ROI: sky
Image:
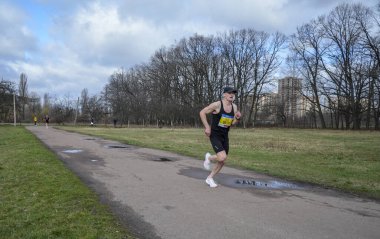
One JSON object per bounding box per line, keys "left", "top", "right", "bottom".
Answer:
{"left": 0, "top": 0, "right": 378, "bottom": 100}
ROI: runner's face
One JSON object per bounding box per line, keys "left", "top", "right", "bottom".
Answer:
{"left": 224, "top": 92, "right": 235, "bottom": 101}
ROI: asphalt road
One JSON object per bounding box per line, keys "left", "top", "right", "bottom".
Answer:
{"left": 27, "top": 126, "right": 380, "bottom": 239}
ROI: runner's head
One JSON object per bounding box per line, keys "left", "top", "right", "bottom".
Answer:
{"left": 222, "top": 87, "right": 237, "bottom": 101}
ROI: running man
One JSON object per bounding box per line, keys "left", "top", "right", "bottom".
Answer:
{"left": 199, "top": 86, "right": 241, "bottom": 188}
{"left": 45, "top": 115, "right": 49, "bottom": 128}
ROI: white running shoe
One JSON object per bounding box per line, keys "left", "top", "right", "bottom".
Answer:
{"left": 205, "top": 177, "right": 218, "bottom": 188}
{"left": 203, "top": 152, "right": 211, "bottom": 171}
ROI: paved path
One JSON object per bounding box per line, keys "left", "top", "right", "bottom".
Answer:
{"left": 27, "top": 126, "right": 380, "bottom": 239}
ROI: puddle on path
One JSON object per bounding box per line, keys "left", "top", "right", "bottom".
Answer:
{"left": 231, "top": 178, "right": 301, "bottom": 189}
{"left": 153, "top": 157, "right": 173, "bottom": 162}
{"left": 62, "top": 149, "right": 83, "bottom": 154}
{"left": 105, "top": 145, "right": 130, "bottom": 149}
{"left": 179, "top": 167, "right": 303, "bottom": 190}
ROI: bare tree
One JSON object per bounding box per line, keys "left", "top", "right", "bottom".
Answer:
{"left": 29, "top": 91, "right": 41, "bottom": 117}
{"left": 220, "top": 29, "right": 255, "bottom": 126}
{"left": 106, "top": 68, "right": 137, "bottom": 125}
{"left": 320, "top": 3, "right": 371, "bottom": 129}
{"left": 0, "top": 79, "right": 17, "bottom": 122}
{"left": 87, "top": 95, "right": 104, "bottom": 124}
{"left": 175, "top": 34, "right": 219, "bottom": 125}
{"left": 42, "top": 93, "right": 51, "bottom": 117}
{"left": 19, "top": 73, "right": 28, "bottom": 120}
{"left": 50, "top": 94, "right": 75, "bottom": 125}
{"left": 80, "top": 88, "right": 90, "bottom": 122}
{"left": 250, "top": 31, "right": 286, "bottom": 126}
{"left": 220, "top": 29, "right": 286, "bottom": 127}
{"left": 357, "top": 3, "right": 380, "bottom": 129}
{"left": 146, "top": 47, "right": 181, "bottom": 126}
{"left": 289, "top": 20, "right": 327, "bottom": 128}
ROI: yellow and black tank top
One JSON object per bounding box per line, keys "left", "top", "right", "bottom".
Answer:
{"left": 211, "top": 101, "right": 234, "bottom": 135}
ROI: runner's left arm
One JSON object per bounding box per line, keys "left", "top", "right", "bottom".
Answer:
{"left": 232, "top": 104, "right": 241, "bottom": 125}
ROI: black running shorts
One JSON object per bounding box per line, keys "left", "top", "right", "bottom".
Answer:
{"left": 209, "top": 133, "right": 229, "bottom": 154}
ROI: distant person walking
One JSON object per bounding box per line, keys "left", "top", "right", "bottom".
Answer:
{"left": 91, "top": 117, "right": 94, "bottom": 126}
{"left": 44, "top": 115, "right": 50, "bottom": 128}
{"left": 199, "top": 87, "right": 241, "bottom": 188}
{"left": 33, "top": 115, "right": 38, "bottom": 126}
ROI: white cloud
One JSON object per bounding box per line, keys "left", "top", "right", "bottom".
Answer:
{"left": 1, "top": 0, "right": 378, "bottom": 99}
{"left": 0, "top": 1, "right": 37, "bottom": 60}
{"left": 4, "top": 34, "right": 112, "bottom": 96}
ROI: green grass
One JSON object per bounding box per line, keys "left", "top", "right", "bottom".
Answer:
{"left": 59, "top": 126, "right": 380, "bottom": 199}
{"left": 0, "top": 125, "right": 133, "bottom": 239}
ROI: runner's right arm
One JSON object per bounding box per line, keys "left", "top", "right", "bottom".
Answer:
{"left": 199, "top": 102, "right": 220, "bottom": 136}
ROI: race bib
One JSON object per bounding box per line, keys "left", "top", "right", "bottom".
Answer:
{"left": 218, "top": 114, "right": 234, "bottom": 128}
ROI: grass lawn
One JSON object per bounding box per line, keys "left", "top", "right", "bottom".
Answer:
{"left": 0, "top": 125, "right": 133, "bottom": 239}
{"left": 60, "top": 126, "right": 380, "bottom": 199}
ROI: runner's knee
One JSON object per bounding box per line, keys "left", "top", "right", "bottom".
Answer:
{"left": 217, "top": 154, "right": 227, "bottom": 162}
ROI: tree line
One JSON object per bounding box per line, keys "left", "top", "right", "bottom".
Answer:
{"left": 1, "top": 3, "right": 379, "bottom": 129}
{"left": 288, "top": 3, "right": 380, "bottom": 129}
{"left": 104, "top": 29, "right": 286, "bottom": 127}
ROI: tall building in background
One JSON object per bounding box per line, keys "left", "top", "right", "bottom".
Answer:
{"left": 278, "top": 77, "right": 302, "bottom": 122}
{"left": 255, "top": 77, "right": 311, "bottom": 126}
{"left": 256, "top": 92, "right": 278, "bottom": 124}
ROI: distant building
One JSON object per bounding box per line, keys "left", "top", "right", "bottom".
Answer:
{"left": 254, "top": 77, "right": 313, "bottom": 126}
{"left": 257, "top": 93, "right": 278, "bottom": 108}
{"left": 278, "top": 77, "right": 302, "bottom": 122}
{"left": 296, "top": 95, "right": 312, "bottom": 118}
{"left": 256, "top": 92, "right": 278, "bottom": 124}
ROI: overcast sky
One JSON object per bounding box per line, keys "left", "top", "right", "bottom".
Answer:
{"left": 0, "top": 0, "right": 377, "bottom": 99}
